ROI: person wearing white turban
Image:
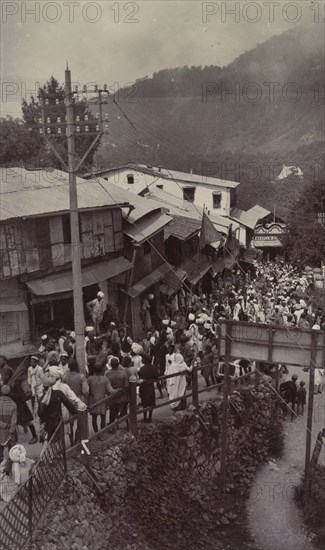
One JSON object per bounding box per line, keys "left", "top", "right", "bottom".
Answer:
{"left": 44, "top": 365, "right": 87, "bottom": 411}
{"left": 198, "top": 312, "right": 208, "bottom": 323}
{"left": 38, "top": 334, "right": 48, "bottom": 353}
{"left": 39, "top": 373, "right": 78, "bottom": 444}
{"left": 42, "top": 363, "right": 87, "bottom": 444}
{"left": 9, "top": 444, "right": 26, "bottom": 464}
{"left": 131, "top": 343, "right": 144, "bottom": 371}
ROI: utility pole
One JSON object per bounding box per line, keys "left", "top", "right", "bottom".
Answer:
{"left": 64, "top": 65, "right": 86, "bottom": 374}
{"left": 37, "top": 65, "right": 110, "bottom": 374}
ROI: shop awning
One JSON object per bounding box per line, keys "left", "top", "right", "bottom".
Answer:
{"left": 180, "top": 253, "right": 212, "bottom": 286}
{"left": 160, "top": 267, "right": 187, "bottom": 296}
{"left": 124, "top": 263, "right": 172, "bottom": 298}
{"left": 0, "top": 297, "right": 28, "bottom": 313}
{"left": 188, "top": 262, "right": 212, "bottom": 285}
{"left": 224, "top": 255, "right": 238, "bottom": 270}
{"left": 26, "top": 257, "right": 133, "bottom": 297}
{"left": 124, "top": 213, "right": 172, "bottom": 244}
{"left": 241, "top": 248, "right": 262, "bottom": 264}
{"left": 210, "top": 259, "right": 225, "bottom": 278}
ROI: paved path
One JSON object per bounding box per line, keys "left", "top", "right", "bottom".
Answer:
{"left": 247, "top": 366, "right": 325, "bottom": 550}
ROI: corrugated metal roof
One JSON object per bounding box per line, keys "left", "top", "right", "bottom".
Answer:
{"left": 160, "top": 267, "right": 187, "bottom": 296}
{"left": 121, "top": 196, "right": 163, "bottom": 222}
{"left": 164, "top": 216, "right": 201, "bottom": 240}
{"left": 124, "top": 212, "right": 172, "bottom": 243}
{"left": 85, "top": 164, "right": 240, "bottom": 189}
{"left": 26, "top": 257, "right": 132, "bottom": 296}
{"left": 247, "top": 204, "right": 271, "bottom": 221}
{"left": 156, "top": 168, "right": 240, "bottom": 189}
{"left": 230, "top": 207, "right": 259, "bottom": 230}
{"left": 0, "top": 297, "right": 28, "bottom": 313}
{"left": 0, "top": 168, "right": 130, "bottom": 221}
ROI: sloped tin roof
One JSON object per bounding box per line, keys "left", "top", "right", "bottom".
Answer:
{"left": 164, "top": 216, "right": 201, "bottom": 240}
{"left": 0, "top": 168, "right": 130, "bottom": 221}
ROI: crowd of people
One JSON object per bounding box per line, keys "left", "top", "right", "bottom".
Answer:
{"left": 0, "top": 260, "right": 324, "bottom": 469}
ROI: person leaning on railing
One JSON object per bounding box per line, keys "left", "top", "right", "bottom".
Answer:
{"left": 39, "top": 372, "right": 78, "bottom": 444}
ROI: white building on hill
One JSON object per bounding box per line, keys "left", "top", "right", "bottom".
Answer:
{"left": 85, "top": 164, "right": 240, "bottom": 217}
{"left": 277, "top": 165, "right": 303, "bottom": 181}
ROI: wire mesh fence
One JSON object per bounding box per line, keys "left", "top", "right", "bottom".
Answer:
{"left": 0, "top": 421, "right": 66, "bottom": 550}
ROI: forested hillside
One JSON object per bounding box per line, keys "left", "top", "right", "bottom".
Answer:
{"left": 91, "top": 23, "right": 324, "bottom": 219}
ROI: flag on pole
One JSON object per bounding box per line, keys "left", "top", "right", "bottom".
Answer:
{"left": 224, "top": 224, "right": 240, "bottom": 259}
{"left": 199, "top": 211, "right": 224, "bottom": 250}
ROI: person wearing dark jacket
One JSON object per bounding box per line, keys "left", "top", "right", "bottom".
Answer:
{"left": 1, "top": 367, "right": 38, "bottom": 444}
{"left": 39, "top": 376, "right": 77, "bottom": 441}
{"left": 138, "top": 357, "right": 159, "bottom": 423}
{"left": 105, "top": 357, "right": 129, "bottom": 424}
{"left": 280, "top": 374, "right": 298, "bottom": 420}
{"left": 0, "top": 385, "right": 17, "bottom": 463}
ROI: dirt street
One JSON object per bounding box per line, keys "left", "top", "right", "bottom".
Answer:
{"left": 247, "top": 366, "right": 325, "bottom": 550}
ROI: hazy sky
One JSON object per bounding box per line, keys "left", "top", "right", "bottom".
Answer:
{"left": 1, "top": 0, "right": 318, "bottom": 117}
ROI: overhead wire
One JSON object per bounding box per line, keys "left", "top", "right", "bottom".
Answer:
{"left": 34, "top": 93, "right": 323, "bottom": 428}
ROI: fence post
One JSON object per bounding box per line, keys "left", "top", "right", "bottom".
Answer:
{"left": 275, "top": 364, "right": 280, "bottom": 392}
{"left": 77, "top": 410, "right": 89, "bottom": 443}
{"left": 267, "top": 327, "right": 274, "bottom": 364}
{"left": 219, "top": 321, "right": 232, "bottom": 497}
{"left": 28, "top": 475, "right": 33, "bottom": 540}
{"left": 304, "top": 329, "right": 317, "bottom": 496}
{"left": 129, "top": 377, "right": 138, "bottom": 438}
{"left": 192, "top": 365, "right": 199, "bottom": 409}
{"left": 255, "top": 364, "right": 260, "bottom": 386}
{"left": 61, "top": 421, "right": 67, "bottom": 473}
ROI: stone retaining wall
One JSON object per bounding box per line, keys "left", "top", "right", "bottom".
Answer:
{"left": 31, "top": 380, "right": 283, "bottom": 550}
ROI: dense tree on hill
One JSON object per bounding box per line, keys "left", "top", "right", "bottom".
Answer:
{"left": 282, "top": 177, "right": 325, "bottom": 267}
{"left": 0, "top": 77, "right": 100, "bottom": 171}
{"left": 0, "top": 116, "right": 42, "bottom": 165}
{"left": 21, "top": 76, "right": 100, "bottom": 172}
